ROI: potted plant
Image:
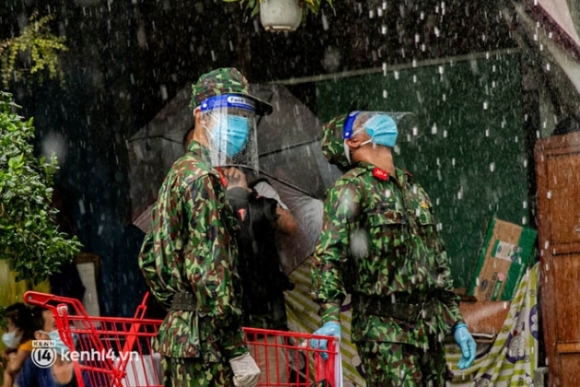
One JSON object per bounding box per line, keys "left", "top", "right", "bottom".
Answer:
{"left": 224, "top": 0, "right": 333, "bottom": 31}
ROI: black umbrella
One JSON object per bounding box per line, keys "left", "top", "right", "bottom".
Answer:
{"left": 127, "top": 84, "right": 342, "bottom": 272}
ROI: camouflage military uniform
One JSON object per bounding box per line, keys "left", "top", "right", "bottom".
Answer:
{"left": 311, "top": 160, "right": 464, "bottom": 386}
{"left": 139, "top": 141, "right": 246, "bottom": 387}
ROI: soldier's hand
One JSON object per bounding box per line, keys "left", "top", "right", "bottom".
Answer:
{"left": 223, "top": 167, "right": 251, "bottom": 192}
{"left": 229, "top": 352, "right": 260, "bottom": 387}
{"left": 453, "top": 323, "right": 477, "bottom": 369}
{"left": 310, "top": 321, "right": 341, "bottom": 361}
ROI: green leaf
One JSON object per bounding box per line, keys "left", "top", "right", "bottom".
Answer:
{"left": 0, "top": 92, "right": 82, "bottom": 284}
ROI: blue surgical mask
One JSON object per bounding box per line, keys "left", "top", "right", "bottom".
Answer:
{"left": 364, "top": 114, "right": 398, "bottom": 147}
{"left": 210, "top": 115, "right": 250, "bottom": 158}
{"left": 47, "top": 330, "right": 70, "bottom": 356}
{"left": 2, "top": 331, "right": 20, "bottom": 349}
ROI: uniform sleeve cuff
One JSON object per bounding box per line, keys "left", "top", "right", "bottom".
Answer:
{"left": 321, "top": 303, "right": 341, "bottom": 324}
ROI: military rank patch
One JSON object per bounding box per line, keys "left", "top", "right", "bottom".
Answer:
{"left": 372, "top": 167, "right": 389, "bottom": 181}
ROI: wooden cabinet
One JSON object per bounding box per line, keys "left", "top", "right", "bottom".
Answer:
{"left": 535, "top": 132, "right": 580, "bottom": 386}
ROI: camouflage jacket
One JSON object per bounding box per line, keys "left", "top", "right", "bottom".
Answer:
{"left": 311, "top": 163, "right": 465, "bottom": 348}
{"left": 138, "top": 141, "right": 246, "bottom": 361}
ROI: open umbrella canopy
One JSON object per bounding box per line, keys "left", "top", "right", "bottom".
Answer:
{"left": 127, "top": 83, "right": 342, "bottom": 271}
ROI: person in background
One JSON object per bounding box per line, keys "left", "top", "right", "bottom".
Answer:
{"left": 139, "top": 67, "right": 270, "bottom": 387}
{"left": 222, "top": 166, "right": 298, "bottom": 384}
{"left": 14, "top": 307, "right": 89, "bottom": 387}
{"left": 310, "top": 111, "right": 477, "bottom": 385}
{"left": 2, "top": 303, "right": 34, "bottom": 387}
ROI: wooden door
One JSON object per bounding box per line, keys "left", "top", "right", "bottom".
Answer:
{"left": 535, "top": 132, "right": 580, "bottom": 386}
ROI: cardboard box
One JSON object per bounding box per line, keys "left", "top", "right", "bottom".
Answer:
{"left": 468, "top": 218, "right": 537, "bottom": 301}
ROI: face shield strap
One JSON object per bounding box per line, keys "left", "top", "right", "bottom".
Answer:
{"left": 343, "top": 111, "right": 360, "bottom": 165}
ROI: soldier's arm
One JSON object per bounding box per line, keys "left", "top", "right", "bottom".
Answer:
{"left": 183, "top": 174, "right": 243, "bottom": 321}
{"left": 311, "top": 179, "right": 361, "bottom": 323}
{"left": 138, "top": 179, "right": 184, "bottom": 309}
{"left": 139, "top": 230, "right": 169, "bottom": 308}
{"left": 428, "top": 206, "right": 466, "bottom": 327}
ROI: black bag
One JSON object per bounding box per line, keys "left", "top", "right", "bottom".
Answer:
{"left": 235, "top": 192, "right": 293, "bottom": 316}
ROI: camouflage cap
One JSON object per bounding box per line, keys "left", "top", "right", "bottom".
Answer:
{"left": 191, "top": 67, "right": 273, "bottom": 116}
{"left": 321, "top": 113, "right": 350, "bottom": 169}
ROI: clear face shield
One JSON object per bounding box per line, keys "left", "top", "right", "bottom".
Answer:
{"left": 200, "top": 94, "right": 260, "bottom": 172}
{"left": 342, "top": 111, "right": 419, "bottom": 164}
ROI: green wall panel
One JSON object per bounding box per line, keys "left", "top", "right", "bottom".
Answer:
{"left": 316, "top": 55, "right": 531, "bottom": 288}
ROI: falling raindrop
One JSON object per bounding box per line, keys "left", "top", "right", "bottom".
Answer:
{"left": 452, "top": 158, "right": 456, "bottom": 166}
{"left": 443, "top": 130, "right": 448, "bottom": 138}
{"left": 490, "top": 162, "right": 495, "bottom": 172}
{"left": 394, "top": 71, "right": 400, "bottom": 80}
{"left": 431, "top": 124, "right": 437, "bottom": 134}
{"left": 485, "top": 129, "right": 490, "bottom": 137}
{"left": 483, "top": 101, "right": 488, "bottom": 110}
{"left": 547, "top": 191, "right": 552, "bottom": 199}
{"left": 322, "top": 13, "right": 329, "bottom": 30}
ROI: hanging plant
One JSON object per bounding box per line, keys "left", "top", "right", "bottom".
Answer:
{"left": 0, "top": 91, "right": 82, "bottom": 285}
{"left": 0, "top": 11, "right": 68, "bottom": 88}
{"left": 224, "top": 0, "right": 333, "bottom": 18}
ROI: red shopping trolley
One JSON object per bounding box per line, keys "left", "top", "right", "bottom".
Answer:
{"left": 24, "top": 291, "right": 339, "bottom": 387}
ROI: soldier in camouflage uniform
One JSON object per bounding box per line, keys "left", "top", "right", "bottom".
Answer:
{"left": 139, "top": 68, "right": 272, "bottom": 387}
{"left": 310, "top": 112, "right": 477, "bottom": 386}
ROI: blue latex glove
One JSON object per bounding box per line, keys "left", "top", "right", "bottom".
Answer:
{"left": 310, "top": 322, "right": 341, "bottom": 360}
{"left": 453, "top": 323, "right": 477, "bottom": 369}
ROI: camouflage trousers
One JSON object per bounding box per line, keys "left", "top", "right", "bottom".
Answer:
{"left": 162, "top": 356, "right": 235, "bottom": 387}
{"left": 356, "top": 338, "right": 450, "bottom": 387}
